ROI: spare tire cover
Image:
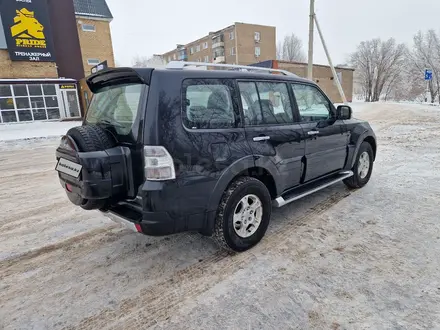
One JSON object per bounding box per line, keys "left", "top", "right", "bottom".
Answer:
{"left": 65, "top": 125, "right": 116, "bottom": 210}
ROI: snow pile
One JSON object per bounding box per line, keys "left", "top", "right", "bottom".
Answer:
{"left": 0, "top": 121, "right": 81, "bottom": 142}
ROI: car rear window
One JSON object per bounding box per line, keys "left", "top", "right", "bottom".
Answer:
{"left": 182, "top": 79, "right": 236, "bottom": 129}
{"left": 86, "top": 83, "right": 144, "bottom": 136}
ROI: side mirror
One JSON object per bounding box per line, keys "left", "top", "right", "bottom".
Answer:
{"left": 336, "top": 105, "right": 352, "bottom": 120}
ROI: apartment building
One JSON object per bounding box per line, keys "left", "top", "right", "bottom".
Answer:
{"left": 161, "top": 22, "right": 276, "bottom": 66}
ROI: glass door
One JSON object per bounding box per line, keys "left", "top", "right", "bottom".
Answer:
{"left": 61, "top": 90, "right": 81, "bottom": 118}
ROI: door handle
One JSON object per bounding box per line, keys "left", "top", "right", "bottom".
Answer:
{"left": 307, "top": 130, "right": 320, "bottom": 136}
{"left": 253, "top": 136, "right": 271, "bottom": 142}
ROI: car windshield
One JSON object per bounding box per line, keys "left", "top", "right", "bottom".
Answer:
{"left": 85, "top": 83, "right": 145, "bottom": 136}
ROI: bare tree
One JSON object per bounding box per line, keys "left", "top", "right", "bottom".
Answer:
{"left": 132, "top": 55, "right": 166, "bottom": 68}
{"left": 408, "top": 30, "right": 440, "bottom": 103}
{"left": 350, "top": 38, "right": 406, "bottom": 102}
{"left": 276, "top": 41, "right": 283, "bottom": 61}
{"left": 276, "top": 34, "right": 306, "bottom": 62}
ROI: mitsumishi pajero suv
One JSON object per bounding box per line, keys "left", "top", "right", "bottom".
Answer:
{"left": 55, "top": 61, "right": 377, "bottom": 252}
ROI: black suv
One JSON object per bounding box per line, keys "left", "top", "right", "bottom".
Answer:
{"left": 55, "top": 62, "right": 376, "bottom": 252}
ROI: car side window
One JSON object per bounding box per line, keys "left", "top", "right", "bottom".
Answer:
{"left": 291, "top": 84, "right": 332, "bottom": 122}
{"left": 238, "top": 81, "right": 293, "bottom": 126}
{"left": 183, "top": 81, "right": 236, "bottom": 129}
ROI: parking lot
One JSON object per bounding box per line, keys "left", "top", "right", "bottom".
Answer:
{"left": 1, "top": 102, "right": 440, "bottom": 329}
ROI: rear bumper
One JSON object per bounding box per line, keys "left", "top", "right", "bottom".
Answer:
{"left": 102, "top": 205, "right": 215, "bottom": 236}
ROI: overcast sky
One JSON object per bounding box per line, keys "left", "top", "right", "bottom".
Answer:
{"left": 106, "top": 0, "right": 440, "bottom": 67}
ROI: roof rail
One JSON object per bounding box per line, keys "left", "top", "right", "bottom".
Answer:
{"left": 166, "top": 61, "right": 296, "bottom": 76}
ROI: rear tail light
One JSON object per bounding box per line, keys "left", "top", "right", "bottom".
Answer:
{"left": 144, "top": 146, "right": 176, "bottom": 181}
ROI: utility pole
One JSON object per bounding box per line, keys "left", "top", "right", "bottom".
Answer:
{"left": 307, "top": 0, "right": 315, "bottom": 80}
{"left": 314, "top": 15, "right": 348, "bottom": 104}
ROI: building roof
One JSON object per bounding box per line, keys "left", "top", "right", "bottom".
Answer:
{"left": 277, "top": 60, "right": 355, "bottom": 71}
{"left": 73, "top": 0, "right": 113, "bottom": 19}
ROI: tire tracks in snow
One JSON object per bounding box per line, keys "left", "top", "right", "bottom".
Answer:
{"left": 69, "top": 191, "right": 350, "bottom": 330}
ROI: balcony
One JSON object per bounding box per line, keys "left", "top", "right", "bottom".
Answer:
{"left": 212, "top": 41, "right": 225, "bottom": 49}
{"left": 213, "top": 56, "right": 225, "bottom": 64}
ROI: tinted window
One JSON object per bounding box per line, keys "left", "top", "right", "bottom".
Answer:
{"left": 183, "top": 80, "right": 235, "bottom": 129}
{"left": 292, "top": 84, "right": 331, "bottom": 122}
{"left": 86, "top": 83, "right": 143, "bottom": 136}
{"left": 238, "top": 81, "right": 293, "bottom": 125}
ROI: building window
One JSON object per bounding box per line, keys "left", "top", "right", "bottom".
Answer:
{"left": 254, "top": 32, "right": 261, "bottom": 42}
{"left": 173, "top": 54, "right": 177, "bottom": 60}
{"left": 204, "top": 55, "right": 209, "bottom": 62}
{"left": 255, "top": 47, "right": 261, "bottom": 57}
{"left": 229, "top": 31, "right": 235, "bottom": 40}
{"left": 168, "top": 56, "right": 171, "bottom": 62}
{"left": 203, "top": 42, "right": 208, "bottom": 49}
{"left": 81, "top": 24, "right": 96, "bottom": 32}
{"left": 0, "top": 83, "right": 61, "bottom": 123}
{"left": 196, "top": 45, "right": 201, "bottom": 52}
{"left": 190, "top": 47, "right": 194, "bottom": 55}
{"left": 230, "top": 47, "right": 236, "bottom": 56}
{"left": 87, "top": 58, "right": 100, "bottom": 66}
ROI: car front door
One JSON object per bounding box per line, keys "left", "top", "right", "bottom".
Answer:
{"left": 291, "top": 83, "right": 348, "bottom": 182}
{"left": 238, "top": 80, "right": 305, "bottom": 192}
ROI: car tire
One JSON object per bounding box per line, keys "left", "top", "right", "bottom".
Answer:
{"left": 344, "top": 141, "right": 374, "bottom": 189}
{"left": 65, "top": 125, "right": 116, "bottom": 210}
{"left": 213, "top": 176, "right": 272, "bottom": 252}
{"left": 66, "top": 125, "right": 115, "bottom": 152}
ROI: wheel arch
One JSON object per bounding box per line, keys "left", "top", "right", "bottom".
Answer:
{"left": 203, "top": 157, "right": 281, "bottom": 235}
{"left": 363, "top": 135, "right": 377, "bottom": 161}
{"left": 349, "top": 130, "right": 377, "bottom": 169}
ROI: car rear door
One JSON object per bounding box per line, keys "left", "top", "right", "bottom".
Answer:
{"left": 291, "top": 83, "right": 348, "bottom": 182}
{"left": 238, "top": 80, "right": 305, "bottom": 193}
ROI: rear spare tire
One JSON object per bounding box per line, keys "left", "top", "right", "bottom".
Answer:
{"left": 65, "top": 125, "right": 116, "bottom": 210}
{"left": 66, "top": 125, "right": 115, "bottom": 152}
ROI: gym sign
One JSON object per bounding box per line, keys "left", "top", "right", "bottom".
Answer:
{"left": 0, "top": 0, "right": 55, "bottom": 62}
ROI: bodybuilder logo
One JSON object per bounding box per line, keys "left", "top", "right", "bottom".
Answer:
{"left": 10, "top": 8, "right": 47, "bottom": 48}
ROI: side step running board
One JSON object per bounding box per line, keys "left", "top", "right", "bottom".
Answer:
{"left": 273, "top": 171, "right": 353, "bottom": 208}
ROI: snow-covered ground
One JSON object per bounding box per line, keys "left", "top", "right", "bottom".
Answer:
{"left": 0, "top": 121, "right": 81, "bottom": 142}
{"left": 1, "top": 103, "right": 440, "bottom": 329}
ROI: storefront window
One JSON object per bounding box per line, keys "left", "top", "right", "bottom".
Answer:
{"left": 28, "top": 84, "right": 43, "bottom": 96}
{"left": 47, "top": 108, "right": 60, "bottom": 119}
{"left": 15, "top": 97, "right": 30, "bottom": 109}
{"left": 17, "top": 110, "right": 33, "bottom": 121}
{"left": 45, "top": 96, "right": 58, "bottom": 108}
{"left": 13, "top": 85, "right": 27, "bottom": 97}
{"left": 0, "top": 83, "right": 66, "bottom": 123}
{"left": 1, "top": 111, "right": 17, "bottom": 123}
{"left": 30, "top": 97, "right": 45, "bottom": 109}
{"left": 0, "top": 98, "right": 15, "bottom": 110}
{"left": 43, "top": 85, "right": 56, "bottom": 95}
{"left": 33, "top": 109, "right": 47, "bottom": 120}
{"left": 0, "top": 85, "right": 12, "bottom": 97}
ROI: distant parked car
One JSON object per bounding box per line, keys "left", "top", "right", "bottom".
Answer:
{"left": 55, "top": 61, "right": 377, "bottom": 252}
